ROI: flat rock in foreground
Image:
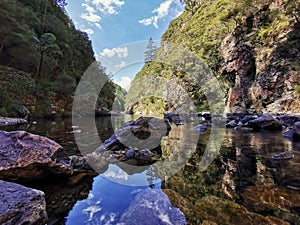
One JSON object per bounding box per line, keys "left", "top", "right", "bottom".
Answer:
{"left": 0, "top": 180, "right": 47, "bottom": 225}
{"left": 0, "top": 130, "right": 73, "bottom": 180}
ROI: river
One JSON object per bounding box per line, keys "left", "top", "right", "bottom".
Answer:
{"left": 4, "top": 115, "right": 300, "bottom": 224}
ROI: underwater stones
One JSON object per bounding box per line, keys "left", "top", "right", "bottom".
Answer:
{"left": 242, "top": 186, "right": 300, "bottom": 212}
{"left": 0, "top": 116, "right": 28, "bottom": 127}
{"left": 272, "top": 151, "right": 295, "bottom": 160}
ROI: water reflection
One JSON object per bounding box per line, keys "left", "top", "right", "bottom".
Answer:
{"left": 2, "top": 116, "right": 300, "bottom": 224}
{"left": 66, "top": 167, "right": 162, "bottom": 225}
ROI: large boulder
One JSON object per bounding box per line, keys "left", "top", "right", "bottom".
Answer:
{"left": 87, "top": 117, "right": 171, "bottom": 168}
{"left": 247, "top": 114, "right": 282, "bottom": 131}
{"left": 119, "top": 189, "right": 186, "bottom": 225}
{"left": 0, "top": 131, "right": 73, "bottom": 180}
{"left": 0, "top": 180, "right": 47, "bottom": 225}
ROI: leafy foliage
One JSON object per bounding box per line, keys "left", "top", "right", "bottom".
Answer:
{"left": 0, "top": 0, "right": 120, "bottom": 116}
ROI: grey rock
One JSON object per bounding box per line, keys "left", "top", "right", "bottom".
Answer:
{"left": 120, "top": 189, "right": 186, "bottom": 225}
{"left": 192, "top": 123, "right": 206, "bottom": 132}
{"left": 125, "top": 149, "right": 135, "bottom": 159}
{"left": 0, "top": 180, "right": 47, "bottom": 225}
{"left": 226, "top": 120, "right": 238, "bottom": 128}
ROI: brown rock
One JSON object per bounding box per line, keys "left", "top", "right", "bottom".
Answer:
{"left": 0, "top": 180, "right": 47, "bottom": 225}
{"left": 68, "top": 173, "right": 88, "bottom": 186}
{"left": 201, "top": 220, "right": 218, "bottom": 225}
{"left": 0, "top": 131, "right": 73, "bottom": 180}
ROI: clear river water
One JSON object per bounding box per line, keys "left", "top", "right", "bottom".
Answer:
{"left": 4, "top": 115, "right": 300, "bottom": 225}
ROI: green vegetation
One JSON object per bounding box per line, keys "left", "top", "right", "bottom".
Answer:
{"left": 0, "top": 0, "right": 120, "bottom": 117}
{"left": 294, "top": 85, "right": 300, "bottom": 95}
{"left": 125, "top": 0, "right": 300, "bottom": 114}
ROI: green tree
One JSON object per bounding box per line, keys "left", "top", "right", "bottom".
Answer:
{"left": 34, "top": 33, "right": 62, "bottom": 79}
{"left": 144, "top": 37, "right": 156, "bottom": 63}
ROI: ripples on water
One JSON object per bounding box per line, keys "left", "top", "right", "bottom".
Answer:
{"left": 4, "top": 115, "right": 300, "bottom": 224}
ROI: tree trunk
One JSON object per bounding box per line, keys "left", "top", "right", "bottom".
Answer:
{"left": 37, "top": 51, "right": 44, "bottom": 79}
{"left": 0, "top": 43, "right": 5, "bottom": 56}
{"left": 42, "top": 0, "right": 48, "bottom": 33}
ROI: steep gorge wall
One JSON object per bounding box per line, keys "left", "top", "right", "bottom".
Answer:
{"left": 126, "top": 0, "right": 300, "bottom": 114}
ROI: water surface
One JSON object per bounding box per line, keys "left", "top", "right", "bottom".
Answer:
{"left": 3, "top": 116, "right": 300, "bottom": 224}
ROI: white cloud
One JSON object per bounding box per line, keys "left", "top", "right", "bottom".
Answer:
{"left": 95, "top": 23, "right": 102, "bottom": 29}
{"left": 80, "top": 0, "right": 124, "bottom": 28}
{"left": 138, "top": 18, "right": 154, "bottom": 26}
{"left": 115, "top": 61, "right": 126, "bottom": 69}
{"left": 139, "top": 0, "right": 184, "bottom": 28}
{"left": 114, "top": 76, "right": 132, "bottom": 91}
{"left": 82, "top": 28, "right": 95, "bottom": 35}
{"left": 105, "top": 170, "right": 128, "bottom": 180}
{"left": 82, "top": 3, "right": 96, "bottom": 14}
{"left": 101, "top": 47, "right": 128, "bottom": 58}
{"left": 81, "top": 13, "right": 101, "bottom": 23}
{"left": 138, "top": 0, "right": 173, "bottom": 28}
{"left": 90, "top": 0, "right": 125, "bottom": 15}
{"left": 80, "top": 3, "right": 102, "bottom": 23}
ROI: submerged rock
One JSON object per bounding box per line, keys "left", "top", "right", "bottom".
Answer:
{"left": 242, "top": 186, "right": 300, "bottom": 212}
{"left": 272, "top": 151, "right": 295, "bottom": 160}
{"left": 164, "top": 189, "right": 287, "bottom": 225}
{"left": 0, "top": 116, "right": 28, "bottom": 127}
{"left": 119, "top": 189, "right": 186, "bottom": 225}
{"left": 0, "top": 130, "right": 73, "bottom": 180}
{"left": 0, "top": 180, "right": 47, "bottom": 225}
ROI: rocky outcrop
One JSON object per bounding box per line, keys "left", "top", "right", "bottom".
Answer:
{"left": 221, "top": 22, "right": 256, "bottom": 113}
{"left": 0, "top": 180, "right": 47, "bottom": 225}
{"left": 0, "top": 130, "right": 73, "bottom": 180}
{"left": 86, "top": 117, "right": 171, "bottom": 169}
{"left": 119, "top": 189, "right": 186, "bottom": 225}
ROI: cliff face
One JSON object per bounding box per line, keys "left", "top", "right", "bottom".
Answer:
{"left": 220, "top": 1, "right": 300, "bottom": 114}
{"left": 126, "top": 0, "right": 300, "bottom": 114}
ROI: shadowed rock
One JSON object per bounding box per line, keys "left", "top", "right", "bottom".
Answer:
{"left": 0, "top": 131, "right": 73, "bottom": 180}
{"left": 0, "top": 180, "right": 47, "bottom": 225}
{"left": 248, "top": 114, "right": 282, "bottom": 131}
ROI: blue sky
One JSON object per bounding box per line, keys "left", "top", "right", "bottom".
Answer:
{"left": 65, "top": 0, "right": 184, "bottom": 90}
